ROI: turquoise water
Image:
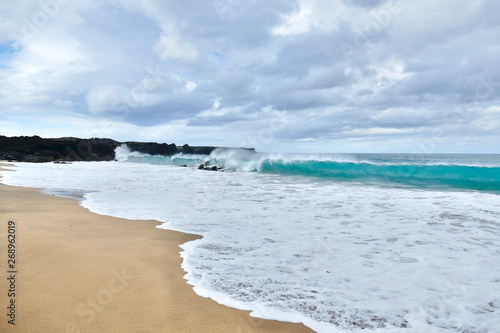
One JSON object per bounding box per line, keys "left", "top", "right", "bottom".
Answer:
{"left": 260, "top": 158, "right": 500, "bottom": 192}
{"left": 116, "top": 146, "right": 500, "bottom": 193}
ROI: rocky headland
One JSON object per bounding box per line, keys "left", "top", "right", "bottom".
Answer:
{"left": 0, "top": 135, "right": 241, "bottom": 162}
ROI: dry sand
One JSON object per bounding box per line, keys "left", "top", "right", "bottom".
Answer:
{"left": 0, "top": 164, "right": 313, "bottom": 333}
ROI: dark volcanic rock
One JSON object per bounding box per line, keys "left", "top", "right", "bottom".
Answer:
{"left": 189, "top": 146, "right": 220, "bottom": 155}
{"left": 197, "top": 164, "right": 222, "bottom": 171}
{"left": 0, "top": 135, "right": 251, "bottom": 163}
{"left": 181, "top": 143, "right": 194, "bottom": 154}
{"left": 0, "top": 136, "right": 119, "bottom": 162}
{"left": 124, "top": 141, "right": 178, "bottom": 156}
{"left": 123, "top": 142, "right": 222, "bottom": 156}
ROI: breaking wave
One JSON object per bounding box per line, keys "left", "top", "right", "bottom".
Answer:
{"left": 115, "top": 145, "right": 500, "bottom": 192}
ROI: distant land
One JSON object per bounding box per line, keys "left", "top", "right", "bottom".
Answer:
{"left": 0, "top": 135, "right": 250, "bottom": 162}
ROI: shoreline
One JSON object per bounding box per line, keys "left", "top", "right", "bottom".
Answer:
{"left": 0, "top": 164, "right": 313, "bottom": 332}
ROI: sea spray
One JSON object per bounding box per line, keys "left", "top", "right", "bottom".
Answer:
{"left": 115, "top": 145, "right": 500, "bottom": 192}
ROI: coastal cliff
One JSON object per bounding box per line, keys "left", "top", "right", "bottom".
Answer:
{"left": 0, "top": 135, "right": 232, "bottom": 162}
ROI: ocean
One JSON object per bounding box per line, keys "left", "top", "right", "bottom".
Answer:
{"left": 2, "top": 146, "right": 500, "bottom": 332}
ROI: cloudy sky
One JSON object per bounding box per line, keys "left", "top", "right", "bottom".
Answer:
{"left": 0, "top": 0, "right": 499, "bottom": 153}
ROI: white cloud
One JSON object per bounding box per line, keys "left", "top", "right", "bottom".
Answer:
{"left": 273, "top": 0, "right": 346, "bottom": 35}
{"left": 54, "top": 99, "right": 76, "bottom": 108}
{"left": 154, "top": 24, "right": 199, "bottom": 61}
{"left": 343, "top": 127, "right": 411, "bottom": 136}
{"left": 370, "top": 58, "right": 413, "bottom": 89}
{"left": 86, "top": 86, "right": 127, "bottom": 114}
{"left": 171, "top": 74, "right": 198, "bottom": 92}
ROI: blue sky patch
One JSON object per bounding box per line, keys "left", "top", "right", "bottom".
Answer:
{"left": 0, "top": 42, "right": 19, "bottom": 68}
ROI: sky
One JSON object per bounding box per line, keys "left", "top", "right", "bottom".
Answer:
{"left": 0, "top": 0, "right": 499, "bottom": 153}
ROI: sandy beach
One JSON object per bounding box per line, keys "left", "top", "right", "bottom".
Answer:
{"left": 0, "top": 164, "right": 312, "bottom": 333}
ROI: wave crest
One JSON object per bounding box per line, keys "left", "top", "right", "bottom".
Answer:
{"left": 114, "top": 145, "right": 500, "bottom": 192}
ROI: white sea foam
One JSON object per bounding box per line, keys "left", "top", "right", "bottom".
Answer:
{"left": 2, "top": 161, "right": 500, "bottom": 332}
{"left": 114, "top": 144, "right": 146, "bottom": 161}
